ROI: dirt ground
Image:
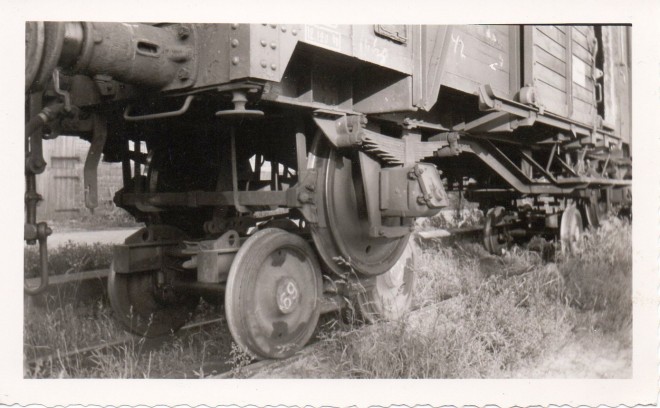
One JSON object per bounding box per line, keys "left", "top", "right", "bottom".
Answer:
{"left": 510, "top": 329, "right": 632, "bottom": 378}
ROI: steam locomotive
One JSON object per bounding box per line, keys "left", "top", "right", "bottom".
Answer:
{"left": 25, "top": 23, "right": 632, "bottom": 359}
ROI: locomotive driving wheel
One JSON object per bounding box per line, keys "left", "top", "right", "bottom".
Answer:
{"left": 224, "top": 228, "right": 322, "bottom": 360}
{"left": 356, "top": 236, "right": 417, "bottom": 323}
{"left": 483, "top": 206, "right": 511, "bottom": 255}
{"left": 308, "top": 134, "right": 409, "bottom": 276}
{"left": 560, "top": 203, "right": 584, "bottom": 255}
{"left": 108, "top": 226, "right": 198, "bottom": 337}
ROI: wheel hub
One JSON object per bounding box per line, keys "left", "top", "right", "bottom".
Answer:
{"left": 275, "top": 277, "right": 300, "bottom": 314}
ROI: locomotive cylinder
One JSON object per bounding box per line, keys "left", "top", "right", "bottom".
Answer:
{"left": 26, "top": 22, "right": 193, "bottom": 91}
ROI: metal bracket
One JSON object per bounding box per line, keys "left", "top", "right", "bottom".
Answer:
{"left": 230, "top": 127, "right": 249, "bottom": 213}
{"left": 84, "top": 114, "right": 108, "bottom": 209}
{"left": 124, "top": 95, "right": 194, "bottom": 122}
{"left": 313, "top": 110, "right": 365, "bottom": 148}
{"left": 24, "top": 171, "right": 52, "bottom": 295}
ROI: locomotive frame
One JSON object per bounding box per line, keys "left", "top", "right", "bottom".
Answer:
{"left": 24, "top": 22, "right": 632, "bottom": 360}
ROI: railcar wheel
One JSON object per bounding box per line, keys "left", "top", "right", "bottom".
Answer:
{"left": 356, "top": 236, "right": 417, "bottom": 323}
{"left": 108, "top": 227, "right": 198, "bottom": 337}
{"left": 108, "top": 266, "right": 198, "bottom": 337}
{"left": 224, "top": 228, "right": 322, "bottom": 360}
{"left": 483, "top": 206, "right": 510, "bottom": 255}
{"left": 308, "top": 134, "right": 409, "bottom": 276}
{"left": 560, "top": 203, "right": 584, "bottom": 255}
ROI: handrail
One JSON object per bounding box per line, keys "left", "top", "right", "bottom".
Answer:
{"left": 123, "top": 95, "right": 194, "bottom": 122}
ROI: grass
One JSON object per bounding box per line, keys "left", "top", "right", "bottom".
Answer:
{"left": 23, "top": 211, "right": 632, "bottom": 378}
{"left": 24, "top": 241, "right": 114, "bottom": 278}
{"left": 313, "top": 217, "right": 632, "bottom": 378}
{"left": 24, "top": 297, "right": 234, "bottom": 378}
{"left": 23, "top": 237, "right": 237, "bottom": 378}
{"left": 49, "top": 206, "right": 141, "bottom": 232}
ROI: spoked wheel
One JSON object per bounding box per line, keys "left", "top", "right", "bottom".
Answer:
{"left": 308, "top": 133, "right": 409, "bottom": 276}
{"left": 356, "top": 236, "right": 417, "bottom": 323}
{"left": 560, "top": 203, "right": 584, "bottom": 255}
{"left": 483, "top": 206, "right": 511, "bottom": 255}
{"left": 108, "top": 226, "right": 199, "bottom": 337}
{"left": 225, "top": 228, "right": 322, "bottom": 360}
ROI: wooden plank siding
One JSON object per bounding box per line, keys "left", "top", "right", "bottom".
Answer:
{"left": 36, "top": 137, "right": 124, "bottom": 220}
{"left": 532, "top": 26, "right": 568, "bottom": 117}
{"left": 523, "top": 25, "right": 598, "bottom": 127}
{"left": 442, "top": 25, "right": 512, "bottom": 97}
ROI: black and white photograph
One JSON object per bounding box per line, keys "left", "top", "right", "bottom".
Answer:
{"left": 3, "top": 0, "right": 659, "bottom": 407}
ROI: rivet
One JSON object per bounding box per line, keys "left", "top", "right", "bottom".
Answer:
{"left": 231, "top": 56, "right": 240, "bottom": 65}
{"left": 231, "top": 23, "right": 239, "bottom": 30}
{"left": 292, "top": 29, "right": 298, "bottom": 36}
{"left": 271, "top": 64, "right": 277, "bottom": 70}
{"left": 231, "top": 38, "right": 239, "bottom": 48}
{"left": 281, "top": 26, "right": 287, "bottom": 33}
{"left": 270, "top": 42, "right": 277, "bottom": 49}
{"left": 177, "top": 68, "right": 190, "bottom": 81}
{"left": 270, "top": 24, "right": 277, "bottom": 29}
{"left": 260, "top": 39, "right": 267, "bottom": 47}
{"left": 260, "top": 60, "right": 267, "bottom": 68}
{"left": 177, "top": 26, "right": 190, "bottom": 40}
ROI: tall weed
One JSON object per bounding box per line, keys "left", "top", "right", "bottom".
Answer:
{"left": 321, "top": 217, "right": 630, "bottom": 378}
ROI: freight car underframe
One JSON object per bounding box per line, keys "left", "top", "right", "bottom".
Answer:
{"left": 24, "top": 21, "right": 632, "bottom": 359}
{"left": 25, "top": 81, "right": 631, "bottom": 359}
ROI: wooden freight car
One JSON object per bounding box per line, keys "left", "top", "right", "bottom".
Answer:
{"left": 25, "top": 23, "right": 632, "bottom": 359}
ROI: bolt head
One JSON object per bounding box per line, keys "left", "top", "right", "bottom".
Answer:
{"left": 231, "top": 56, "right": 240, "bottom": 65}
{"left": 260, "top": 60, "right": 267, "bottom": 68}
{"left": 177, "top": 68, "right": 190, "bottom": 80}
{"left": 270, "top": 64, "right": 277, "bottom": 71}
{"left": 231, "top": 38, "right": 239, "bottom": 48}
{"left": 270, "top": 42, "right": 277, "bottom": 49}
{"left": 260, "top": 39, "right": 267, "bottom": 47}
{"left": 177, "top": 25, "right": 191, "bottom": 39}
{"left": 231, "top": 23, "right": 239, "bottom": 30}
